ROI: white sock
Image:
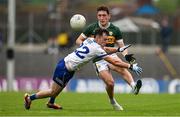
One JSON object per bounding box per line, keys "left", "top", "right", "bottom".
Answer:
{"left": 130, "top": 82, "right": 136, "bottom": 89}
{"left": 110, "top": 98, "right": 117, "bottom": 104}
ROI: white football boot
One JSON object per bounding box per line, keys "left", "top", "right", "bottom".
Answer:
{"left": 111, "top": 102, "right": 124, "bottom": 111}
{"left": 110, "top": 98, "right": 124, "bottom": 111}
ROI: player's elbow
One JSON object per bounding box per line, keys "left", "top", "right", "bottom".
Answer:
{"left": 76, "top": 35, "right": 84, "bottom": 45}
{"left": 75, "top": 39, "right": 79, "bottom": 45}
{"left": 75, "top": 38, "right": 81, "bottom": 45}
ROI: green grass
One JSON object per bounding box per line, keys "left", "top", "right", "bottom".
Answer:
{"left": 0, "top": 92, "right": 180, "bottom": 116}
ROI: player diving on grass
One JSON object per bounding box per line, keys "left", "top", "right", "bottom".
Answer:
{"left": 24, "top": 28, "right": 142, "bottom": 110}
{"left": 75, "top": 5, "right": 142, "bottom": 110}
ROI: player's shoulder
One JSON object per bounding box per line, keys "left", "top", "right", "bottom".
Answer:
{"left": 110, "top": 23, "right": 120, "bottom": 30}
{"left": 86, "top": 38, "right": 101, "bottom": 47}
{"left": 83, "top": 22, "right": 98, "bottom": 34}
{"left": 85, "top": 37, "right": 95, "bottom": 44}
{"left": 86, "top": 22, "right": 98, "bottom": 28}
{"left": 109, "top": 23, "right": 122, "bottom": 35}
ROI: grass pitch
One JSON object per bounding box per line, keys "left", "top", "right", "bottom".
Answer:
{"left": 0, "top": 92, "right": 180, "bottom": 116}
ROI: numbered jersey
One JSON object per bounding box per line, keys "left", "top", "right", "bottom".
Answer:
{"left": 64, "top": 38, "right": 107, "bottom": 71}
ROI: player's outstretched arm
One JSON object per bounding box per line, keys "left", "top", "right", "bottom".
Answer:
{"left": 104, "top": 56, "right": 142, "bottom": 75}
{"left": 104, "top": 55, "right": 130, "bottom": 68}
{"left": 116, "top": 39, "right": 128, "bottom": 56}
{"left": 103, "top": 44, "right": 131, "bottom": 54}
{"left": 116, "top": 39, "right": 136, "bottom": 64}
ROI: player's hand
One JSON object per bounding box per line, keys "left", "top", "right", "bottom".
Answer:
{"left": 129, "top": 63, "right": 142, "bottom": 76}
{"left": 125, "top": 54, "right": 136, "bottom": 64}
{"left": 117, "top": 44, "right": 131, "bottom": 52}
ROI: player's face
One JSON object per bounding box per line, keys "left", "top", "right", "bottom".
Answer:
{"left": 99, "top": 35, "right": 108, "bottom": 47}
{"left": 97, "top": 11, "right": 110, "bottom": 27}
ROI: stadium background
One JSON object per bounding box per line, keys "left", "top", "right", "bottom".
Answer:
{"left": 0, "top": 0, "right": 180, "bottom": 94}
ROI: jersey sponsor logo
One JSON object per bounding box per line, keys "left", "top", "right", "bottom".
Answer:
{"left": 107, "top": 36, "right": 115, "bottom": 44}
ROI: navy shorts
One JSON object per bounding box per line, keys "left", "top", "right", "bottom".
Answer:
{"left": 53, "top": 59, "right": 75, "bottom": 87}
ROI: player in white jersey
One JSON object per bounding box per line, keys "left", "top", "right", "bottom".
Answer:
{"left": 24, "top": 28, "right": 142, "bottom": 110}
{"left": 64, "top": 38, "right": 105, "bottom": 71}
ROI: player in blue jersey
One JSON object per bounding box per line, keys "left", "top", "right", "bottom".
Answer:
{"left": 24, "top": 28, "right": 142, "bottom": 110}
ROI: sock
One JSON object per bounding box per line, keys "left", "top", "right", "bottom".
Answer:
{"left": 130, "top": 82, "right": 136, "bottom": 89}
{"left": 110, "top": 98, "right": 117, "bottom": 105}
{"left": 49, "top": 97, "right": 55, "bottom": 104}
{"left": 30, "top": 94, "right": 37, "bottom": 101}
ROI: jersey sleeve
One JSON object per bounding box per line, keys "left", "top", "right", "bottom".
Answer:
{"left": 115, "top": 26, "right": 123, "bottom": 40}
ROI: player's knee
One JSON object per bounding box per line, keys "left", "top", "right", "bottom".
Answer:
{"left": 49, "top": 89, "right": 58, "bottom": 97}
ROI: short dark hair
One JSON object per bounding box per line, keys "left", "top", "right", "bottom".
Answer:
{"left": 94, "top": 28, "right": 109, "bottom": 38}
{"left": 97, "top": 5, "right": 109, "bottom": 14}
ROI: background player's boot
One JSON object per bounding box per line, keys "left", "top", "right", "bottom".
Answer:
{"left": 133, "top": 79, "right": 142, "bottom": 95}
{"left": 47, "top": 102, "right": 63, "bottom": 109}
{"left": 111, "top": 103, "right": 124, "bottom": 111}
{"left": 24, "top": 93, "right": 31, "bottom": 110}
{"left": 110, "top": 98, "right": 123, "bottom": 111}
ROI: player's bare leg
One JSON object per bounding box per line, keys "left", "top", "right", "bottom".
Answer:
{"left": 99, "top": 70, "right": 114, "bottom": 99}
{"left": 108, "top": 56, "right": 136, "bottom": 86}
{"left": 99, "top": 70, "right": 123, "bottom": 111}
{"left": 109, "top": 63, "right": 142, "bottom": 95}
{"left": 46, "top": 82, "right": 63, "bottom": 109}
{"left": 107, "top": 55, "right": 142, "bottom": 94}
{"left": 24, "top": 81, "right": 63, "bottom": 110}
{"left": 109, "top": 64, "right": 135, "bottom": 87}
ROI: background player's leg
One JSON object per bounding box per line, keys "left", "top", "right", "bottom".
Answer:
{"left": 108, "top": 56, "right": 136, "bottom": 89}
{"left": 109, "top": 64, "right": 135, "bottom": 88}
{"left": 99, "top": 70, "right": 114, "bottom": 99}
{"left": 109, "top": 64, "right": 142, "bottom": 95}
{"left": 99, "top": 70, "right": 123, "bottom": 110}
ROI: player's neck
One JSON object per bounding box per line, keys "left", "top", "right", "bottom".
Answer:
{"left": 98, "top": 21, "right": 110, "bottom": 29}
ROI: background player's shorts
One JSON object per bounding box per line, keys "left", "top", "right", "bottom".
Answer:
{"left": 53, "top": 59, "right": 75, "bottom": 87}
{"left": 94, "top": 53, "right": 119, "bottom": 74}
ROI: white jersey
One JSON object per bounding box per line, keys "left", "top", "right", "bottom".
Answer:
{"left": 64, "top": 38, "right": 107, "bottom": 71}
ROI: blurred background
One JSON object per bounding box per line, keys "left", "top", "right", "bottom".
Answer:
{"left": 0, "top": 0, "right": 180, "bottom": 93}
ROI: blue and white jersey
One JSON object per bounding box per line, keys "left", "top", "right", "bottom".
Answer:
{"left": 64, "top": 38, "right": 107, "bottom": 71}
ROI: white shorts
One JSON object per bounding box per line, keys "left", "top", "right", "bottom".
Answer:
{"left": 94, "top": 53, "right": 119, "bottom": 74}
